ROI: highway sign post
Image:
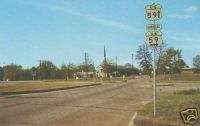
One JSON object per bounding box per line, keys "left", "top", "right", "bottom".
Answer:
{"left": 145, "top": 3, "right": 163, "bottom": 117}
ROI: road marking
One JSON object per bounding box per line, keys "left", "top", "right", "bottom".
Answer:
{"left": 128, "top": 112, "right": 138, "bottom": 126}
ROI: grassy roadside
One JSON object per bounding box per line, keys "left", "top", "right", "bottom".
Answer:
{"left": 157, "top": 73, "right": 200, "bottom": 82}
{"left": 0, "top": 81, "right": 93, "bottom": 92}
{"left": 0, "top": 77, "right": 126, "bottom": 95}
{"left": 139, "top": 89, "right": 200, "bottom": 125}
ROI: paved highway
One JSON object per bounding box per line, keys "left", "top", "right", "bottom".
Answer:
{"left": 0, "top": 79, "right": 152, "bottom": 126}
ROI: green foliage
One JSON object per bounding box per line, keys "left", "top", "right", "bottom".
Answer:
{"left": 61, "top": 63, "right": 78, "bottom": 79}
{"left": 193, "top": 55, "right": 200, "bottom": 73}
{"left": 0, "top": 67, "right": 3, "bottom": 81}
{"left": 0, "top": 45, "right": 189, "bottom": 81}
{"left": 101, "top": 58, "right": 111, "bottom": 77}
{"left": 136, "top": 43, "right": 187, "bottom": 75}
{"left": 78, "top": 63, "right": 95, "bottom": 72}
{"left": 1, "top": 60, "right": 96, "bottom": 81}
{"left": 157, "top": 47, "right": 187, "bottom": 74}
{"left": 143, "top": 89, "right": 200, "bottom": 119}
{"left": 109, "top": 63, "right": 139, "bottom": 76}
{"left": 37, "top": 60, "right": 57, "bottom": 80}
{"left": 136, "top": 43, "right": 153, "bottom": 75}
{"left": 99, "top": 58, "right": 139, "bottom": 77}
{"left": 3, "top": 64, "right": 23, "bottom": 81}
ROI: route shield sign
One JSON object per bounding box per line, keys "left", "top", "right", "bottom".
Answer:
{"left": 145, "top": 31, "right": 163, "bottom": 46}
{"left": 145, "top": 3, "right": 162, "bottom": 21}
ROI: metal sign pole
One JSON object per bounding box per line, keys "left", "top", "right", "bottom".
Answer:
{"left": 145, "top": 3, "right": 162, "bottom": 117}
{"left": 153, "top": 47, "right": 156, "bottom": 116}
{"left": 153, "top": 19, "right": 156, "bottom": 117}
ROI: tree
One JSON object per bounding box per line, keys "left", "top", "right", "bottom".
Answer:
{"left": 157, "top": 47, "right": 187, "bottom": 74}
{"left": 0, "top": 67, "right": 3, "bottom": 81}
{"left": 3, "top": 63, "right": 23, "bottom": 81}
{"left": 156, "top": 43, "right": 167, "bottom": 74}
{"left": 37, "top": 60, "right": 57, "bottom": 80}
{"left": 31, "top": 67, "right": 37, "bottom": 80}
{"left": 79, "top": 53, "right": 95, "bottom": 73}
{"left": 108, "top": 63, "right": 139, "bottom": 76}
{"left": 100, "top": 59, "right": 110, "bottom": 77}
{"left": 193, "top": 55, "right": 200, "bottom": 73}
{"left": 136, "top": 43, "right": 153, "bottom": 75}
{"left": 21, "top": 69, "right": 32, "bottom": 80}
{"left": 78, "top": 63, "right": 95, "bottom": 73}
{"left": 117, "top": 63, "right": 139, "bottom": 76}
{"left": 61, "top": 63, "right": 78, "bottom": 79}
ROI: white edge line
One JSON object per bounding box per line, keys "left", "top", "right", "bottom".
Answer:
{"left": 128, "top": 112, "right": 138, "bottom": 126}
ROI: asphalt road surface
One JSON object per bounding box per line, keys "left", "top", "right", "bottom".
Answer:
{"left": 0, "top": 79, "right": 152, "bottom": 126}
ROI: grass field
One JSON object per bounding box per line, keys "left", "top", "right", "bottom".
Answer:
{"left": 0, "top": 77, "right": 127, "bottom": 95}
{"left": 142, "top": 89, "right": 200, "bottom": 117}
{"left": 135, "top": 73, "right": 200, "bottom": 125}
{"left": 139, "top": 88, "right": 200, "bottom": 125}
{"left": 157, "top": 73, "right": 200, "bottom": 82}
{"left": 0, "top": 81, "right": 98, "bottom": 93}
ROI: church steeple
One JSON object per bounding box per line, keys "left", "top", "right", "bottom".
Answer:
{"left": 104, "top": 46, "right": 106, "bottom": 60}
{"left": 101, "top": 45, "right": 109, "bottom": 77}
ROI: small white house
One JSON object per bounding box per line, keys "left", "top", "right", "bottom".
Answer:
{"left": 76, "top": 71, "right": 95, "bottom": 78}
{"left": 96, "top": 66, "right": 107, "bottom": 78}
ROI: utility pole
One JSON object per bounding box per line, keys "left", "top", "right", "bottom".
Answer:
{"left": 131, "top": 53, "right": 134, "bottom": 69}
{"left": 84, "top": 53, "right": 87, "bottom": 68}
{"left": 92, "top": 61, "right": 96, "bottom": 82}
{"left": 115, "top": 56, "right": 118, "bottom": 77}
{"left": 84, "top": 52, "right": 89, "bottom": 78}
{"left": 67, "top": 61, "right": 70, "bottom": 80}
{"left": 104, "top": 46, "right": 107, "bottom": 62}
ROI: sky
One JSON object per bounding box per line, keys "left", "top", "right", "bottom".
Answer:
{"left": 0, "top": 0, "right": 200, "bottom": 68}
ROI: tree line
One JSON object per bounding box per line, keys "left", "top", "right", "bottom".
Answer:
{"left": 0, "top": 60, "right": 139, "bottom": 81}
{"left": 1, "top": 43, "right": 200, "bottom": 81}
{"left": 135, "top": 43, "right": 200, "bottom": 75}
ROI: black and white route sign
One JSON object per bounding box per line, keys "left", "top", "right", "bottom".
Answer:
{"left": 146, "top": 31, "right": 162, "bottom": 46}
{"left": 145, "top": 3, "right": 162, "bottom": 21}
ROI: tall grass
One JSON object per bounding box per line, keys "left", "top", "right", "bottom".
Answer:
{"left": 174, "top": 88, "right": 200, "bottom": 95}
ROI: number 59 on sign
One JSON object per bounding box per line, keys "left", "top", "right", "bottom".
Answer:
{"left": 146, "top": 31, "right": 162, "bottom": 46}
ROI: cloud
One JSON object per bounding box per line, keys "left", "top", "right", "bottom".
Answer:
{"left": 15, "top": 1, "right": 141, "bottom": 33}
{"left": 184, "top": 6, "right": 198, "bottom": 13}
{"left": 168, "top": 13, "right": 192, "bottom": 19}
{"left": 168, "top": 5, "right": 198, "bottom": 19}
{"left": 78, "top": 13, "right": 141, "bottom": 33}
{"left": 168, "top": 33, "right": 200, "bottom": 50}
{"left": 47, "top": 5, "right": 142, "bottom": 34}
